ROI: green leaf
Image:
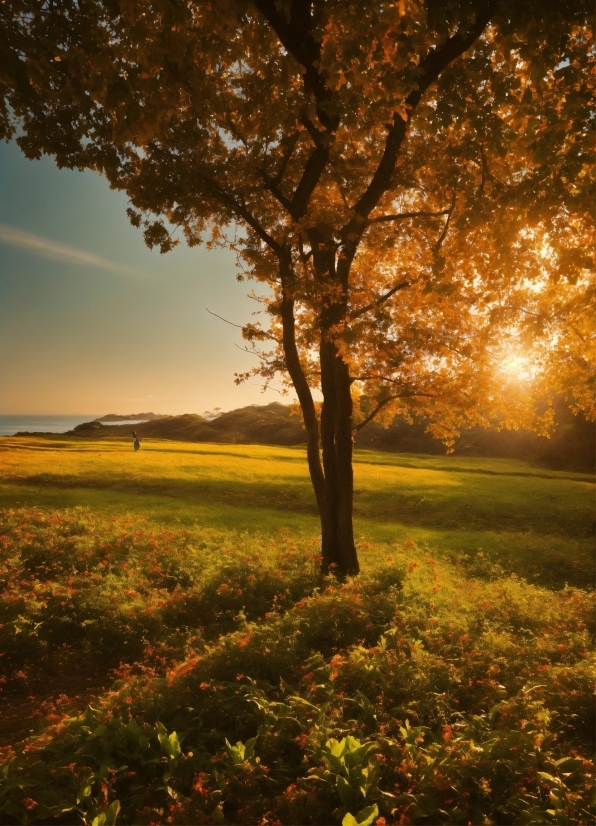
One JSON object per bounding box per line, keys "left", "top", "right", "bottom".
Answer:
{"left": 158, "top": 729, "right": 181, "bottom": 760}
{"left": 77, "top": 781, "right": 93, "bottom": 802}
{"left": 243, "top": 736, "right": 257, "bottom": 762}
{"left": 342, "top": 804, "right": 379, "bottom": 826}
{"left": 336, "top": 775, "right": 361, "bottom": 809}
{"left": 225, "top": 738, "right": 246, "bottom": 765}
{"left": 104, "top": 800, "right": 121, "bottom": 826}
{"left": 537, "top": 772, "right": 562, "bottom": 786}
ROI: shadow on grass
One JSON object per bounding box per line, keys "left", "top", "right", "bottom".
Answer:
{"left": 1, "top": 481, "right": 593, "bottom": 591}
{"left": 12, "top": 467, "right": 594, "bottom": 541}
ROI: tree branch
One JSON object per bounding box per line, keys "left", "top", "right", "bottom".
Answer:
{"left": 300, "top": 113, "right": 326, "bottom": 148}
{"left": 252, "top": 1, "right": 337, "bottom": 218}
{"left": 207, "top": 308, "right": 281, "bottom": 344}
{"left": 367, "top": 209, "right": 450, "bottom": 226}
{"left": 353, "top": 395, "right": 403, "bottom": 433}
{"left": 234, "top": 342, "right": 262, "bottom": 356}
{"left": 433, "top": 190, "right": 457, "bottom": 254}
{"left": 252, "top": 382, "right": 284, "bottom": 395}
{"left": 259, "top": 132, "right": 301, "bottom": 213}
{"left": 199, "top": 174, "right": 282, "bottom": 254}
{"left": 270, "top": 132, "right": 300, "bottom": 187}
{"left": 290, "top": 142, "right": 330, "bottom": 218}
{"left": 277, "top": 246, "right": 327, "bottom": 516}
{"left": 353, "top": 375, "right": 438, "bottom": 393}
{"left": 206, "top": 307, "right": 243, "bottom": 329}
{"left": 499, "top": 304, "right": 586, "bottom": 343}
{"left": 353, "top": 389, "right": 438, "bottom": 433}
{"left": 260, "top": 172, "right": 296, "bottom": 214}
{"left": 252, "top": 0, "right": 337, "bottom": 130}
{"left": 348, "top": 1, "right": 494, "bottom": 227}
{"left": 349, "top": 278, "right": 416, "bottom": 321}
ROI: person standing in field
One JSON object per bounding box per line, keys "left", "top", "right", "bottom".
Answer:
{"left": 132, "top": 431, "right": 140, "bottom": 451}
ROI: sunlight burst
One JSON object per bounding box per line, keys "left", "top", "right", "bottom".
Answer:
{"left": 499, "top": 354, "right": 535, "bottom": 382}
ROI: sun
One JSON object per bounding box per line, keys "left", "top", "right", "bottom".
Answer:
{"left": 502, "top": 356, "right": 526, "bottom": 376}
{"left": 499, "top": 354, "right": 534, "bottom": 382}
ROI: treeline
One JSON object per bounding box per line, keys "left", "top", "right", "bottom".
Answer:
{"left": 65, "top": 399, "right": 594, "bottom": 473}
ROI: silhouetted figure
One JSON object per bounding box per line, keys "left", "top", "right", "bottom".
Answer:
{"left": 132, "top": 431, "right": 140, "bottom": 451}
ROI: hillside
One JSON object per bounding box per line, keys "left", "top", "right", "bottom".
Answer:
{"left": 71, "top": 405, "right": 305, "bottom": 446}
{"left": 95, "top": 412, "right": 162, "bottom": 422}
{"left": 65, "top": 400, "right": 595, "bottom": 473}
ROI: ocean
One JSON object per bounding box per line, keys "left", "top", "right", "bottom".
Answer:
{"left": 0, "top": 415, "right": 100, "bottom": 436}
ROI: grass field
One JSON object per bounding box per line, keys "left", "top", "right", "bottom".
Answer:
{"left": 0, "top": 436, "right": 593, "bottom": 825}
{"left": 0, "top": 436, "right": 593, "bottom": 588}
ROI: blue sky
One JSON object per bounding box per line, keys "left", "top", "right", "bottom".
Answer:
{"left": 0, "top": 139, "right": 283, "bottom": 415}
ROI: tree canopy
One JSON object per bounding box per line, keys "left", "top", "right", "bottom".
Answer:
{"left": 1, "top": 0, "right": 593, "bottom": 574}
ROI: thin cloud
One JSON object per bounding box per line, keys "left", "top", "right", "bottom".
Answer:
{"left": 0, "top": 223, "right": 145, "bottom": 277}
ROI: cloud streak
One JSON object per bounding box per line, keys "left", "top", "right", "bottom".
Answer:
{"left": 0, "top": 223, "right": 144, "bottom": 277}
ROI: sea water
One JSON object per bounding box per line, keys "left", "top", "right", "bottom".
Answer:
{"left": 0, "top": 415, "right": 100, "bottom": 436}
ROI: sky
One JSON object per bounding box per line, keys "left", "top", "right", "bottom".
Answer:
{"left": 0, "top": 139, "right": 285, "bottom": 416}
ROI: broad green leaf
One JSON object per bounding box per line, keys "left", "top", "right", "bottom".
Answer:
{"left": 342, "top": 804, "right": 379, "bottom": 826}
{"left": 336, "top": 775, "right": 360, "bottom": 809}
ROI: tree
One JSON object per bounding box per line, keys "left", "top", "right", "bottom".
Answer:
{"left": 1, "top": 0, "right": 592, "bottom": 576}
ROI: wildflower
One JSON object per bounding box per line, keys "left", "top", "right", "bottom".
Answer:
{"left": 23, "top": 798, "right": 38, "bottom": 810}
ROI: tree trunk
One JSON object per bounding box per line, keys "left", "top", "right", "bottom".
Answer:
{"left": 319, "top": 337, "right": 359, "bottom": 577}
{"left": 279, "top": 247, "right": 359, "bottom": 578}
{"left": 308, "top": 236, "right": 361, "bottom": 576}
{"left": 278, "top": 251, "right": 334, "bottom": 565}
{"left": 333, "top": 351, "right": 359, "bottom": 575}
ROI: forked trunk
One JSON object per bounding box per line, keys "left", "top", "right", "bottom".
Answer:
{"left": 279, "top": 248, "right": 359, "bottom": 579}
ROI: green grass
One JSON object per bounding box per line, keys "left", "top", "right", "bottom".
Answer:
{"left": 0, "top": 437, "right": 594, "bottom": 825}
{"left": 1, "top": 436, "right": 593, "bottom": 588}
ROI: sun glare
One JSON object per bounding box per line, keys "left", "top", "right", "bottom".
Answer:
{"left": 499, "top": 354, "right": 534, "bottom": 381}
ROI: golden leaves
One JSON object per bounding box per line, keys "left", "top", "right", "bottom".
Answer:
{"left": 2, "top": 0, "right": 592, "bottom": 430}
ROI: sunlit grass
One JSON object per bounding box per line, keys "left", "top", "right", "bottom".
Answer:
{"left": 0, "top": 436, "right": 593, "bottom": 588}
{"left": 0, "top": 439, "right": 593, "bottom": 824}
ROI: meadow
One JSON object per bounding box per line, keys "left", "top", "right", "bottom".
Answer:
{"left": 0, "top": 437, "right": 593, "bottom": 825}
{"left": 0, "top": 437, "right": 592, "bottom": 589}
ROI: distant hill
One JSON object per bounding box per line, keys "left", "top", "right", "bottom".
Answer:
{"left": 95, "top": 412, "right": 161, "bottom": 422}
{"left": 70, "top": 405, "right": 305, "bottom": 446}
{"left": 66, "top": 400, "right": 594, "bottom": 474}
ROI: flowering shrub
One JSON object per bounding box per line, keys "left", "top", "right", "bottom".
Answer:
{"left": 0, "top": 508, "right": 323, "bottom": 692}
{"left": 0, "top": 507, "right": 593, "bottom": 824}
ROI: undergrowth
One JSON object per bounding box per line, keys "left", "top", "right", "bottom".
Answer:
{"left": 0, "top": 507, "right": 593, "bottom": 826}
